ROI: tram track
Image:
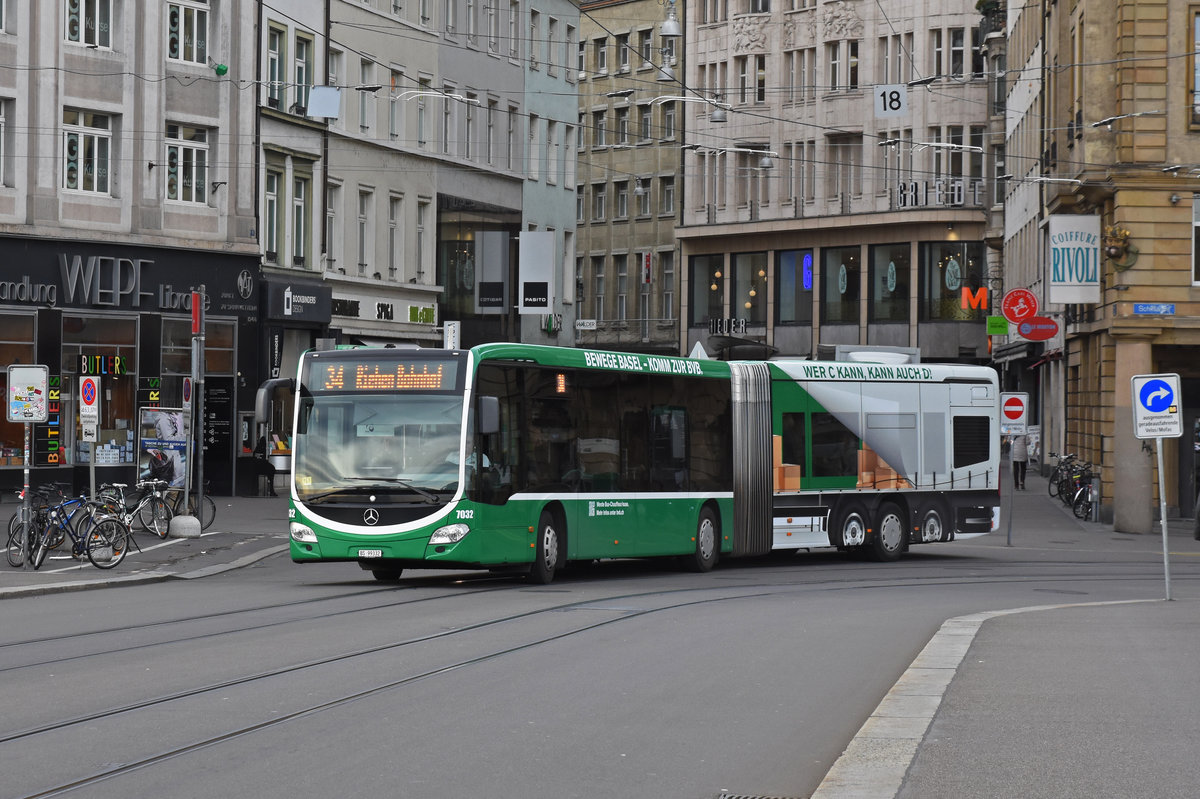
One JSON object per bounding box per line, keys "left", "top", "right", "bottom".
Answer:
{"left": 3, "top": 555, "right": 1197, "bottom": 798}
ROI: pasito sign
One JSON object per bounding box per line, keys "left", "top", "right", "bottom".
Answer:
{"left": 1000, "top": 392, "right": 1029, "bottom": 435}
{"left": 1017, "top": 316, "right": 1059, "bottom": 342}
{"left": 1002, "top": 289, "right": 1038, "bottom": 323}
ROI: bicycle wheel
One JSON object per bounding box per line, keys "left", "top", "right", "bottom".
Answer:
{"left": 138, "top": 497, "right": 173, "bottom": 538}
{"left": 1072, "top": 489, "right": 1093, "bottom": 519}
{"left": 1048, "top": 470, "right": 1061, "bottom": 498}
{"left": 31, "top": 524, "right": 52, "bottom": 570}
{"left": 6, "top": 522, "right": 32, "bottom": 567}
{"left": 86, "top": 518, "right": 129, "bottom": 569}
{"left": 179, "top": 494, "right": 217, "bottom": 531}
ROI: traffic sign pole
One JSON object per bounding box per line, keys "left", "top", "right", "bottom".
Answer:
{"left": 1131, "top": 373, "right": 1183, "bottom": 601}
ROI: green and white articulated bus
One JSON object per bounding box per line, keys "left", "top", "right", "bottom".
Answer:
{"left": 288, "top": 343, "right": 1000, "bottom": 583}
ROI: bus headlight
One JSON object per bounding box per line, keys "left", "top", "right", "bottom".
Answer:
{"left": 429, "top": 523, "right": 470, "bottom": 545}
{"left": 290, "top": 522, "right": 318, "bottom": 543}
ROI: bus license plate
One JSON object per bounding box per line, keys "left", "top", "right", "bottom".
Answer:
{"left": 358, "top": 549, "right": 383, "bottom": 558}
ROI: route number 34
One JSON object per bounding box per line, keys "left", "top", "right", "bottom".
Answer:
{"left": 874, "top": 85, "right": 909, "bottom": 118}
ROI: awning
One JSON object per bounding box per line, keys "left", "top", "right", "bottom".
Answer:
{"left": 991, "top": 341, "right": 1033, "bottom": 364}
{"left": 1027, "top": 348, "right": 1062, "bottom": 369}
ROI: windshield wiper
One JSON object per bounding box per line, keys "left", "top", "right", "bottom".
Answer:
{"left": 347, "top": 476, "right": 441, "bottom": 504}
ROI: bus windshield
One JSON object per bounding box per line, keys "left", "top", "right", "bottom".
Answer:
{"left": 293, "top": 392, "right": 465, "bottom": 504}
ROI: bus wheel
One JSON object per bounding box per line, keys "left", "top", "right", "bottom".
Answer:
{"left": 919, "top": 503, "right": 948, "bottom": 543}
{"left": 869, "top": 502, "right": 906, "bottom": 562}
{"left": 684, "top": 507, "right": 720, "bottom": 572}
{"left": 835, "top": 504, "right": 868, "bottom": 548}
{"left": 529, "top": 509, "right": 562, "bottom": 585}
{"left": 371, "top": 568, "right": 403, "bottom": 582}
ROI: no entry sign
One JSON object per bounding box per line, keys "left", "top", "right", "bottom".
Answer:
{"left": 1000, "top": 392, "right": 1028, "bottom": 434}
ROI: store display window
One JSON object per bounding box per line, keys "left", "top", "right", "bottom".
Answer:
{"left": 0, "top": 314, "right": 36, "bottom": 467}
{"left": 62, "top": 314, "right": 138, "bottom": 465}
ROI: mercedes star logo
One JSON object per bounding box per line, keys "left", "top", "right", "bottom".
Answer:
{"left": 363, "top": 508, "right": 380, "bottom": 525}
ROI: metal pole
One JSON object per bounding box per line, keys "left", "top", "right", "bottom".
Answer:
{"left": 1156, "top": 437, "right": 1172, "bottom": 601}
{"left": 196, "top": 284, "right": 207, "bottom": 521}
{"left": 20, "top": 422, "right": 30, "bottom": 570}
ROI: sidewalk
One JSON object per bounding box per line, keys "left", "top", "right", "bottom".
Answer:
{"left": 1, "top": 494, "right": 290, "bottom": 599}
{"left": 814, "top": 463, "right": 1200, "bottom": 799}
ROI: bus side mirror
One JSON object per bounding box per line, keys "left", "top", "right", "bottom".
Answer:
{"left": 478, "top": 396, "right": 500, "bottom": 436}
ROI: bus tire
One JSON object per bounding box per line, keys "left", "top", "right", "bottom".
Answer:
{"left": 868, "top": 502, "right": 906, "bottom": 562}
{"left": 833, "top": 503, "right": 868, "bottom": 548}
{"left": 371, "top": 568, "right": 403, "bottom": 582}
{"left": 684, "top": 507, "right": 720, "bottom": 573}
{"left": 529, "top": 509, "right": 562, "bottom": 584}
{"left": 919, "top": 502, "right": 949, "bottom": 543}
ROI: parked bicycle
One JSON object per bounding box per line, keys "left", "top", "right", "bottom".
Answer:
{"left": 6, "top": 484, "right": 69, "bottom": 568}
{"left": 163, "top": 483, "right": 216, "bottom": 531}
{"left": 29, "top": 493, "right": 130, "bottom": 570}
{"left": 1046, "top": 453, "right": 1078, "bottom": 499}
{"left": 1070, "top": 464, "right": 1096, "bottom": 519}
{"left": 95, "top": 480, "right": 173, "bottom": 538}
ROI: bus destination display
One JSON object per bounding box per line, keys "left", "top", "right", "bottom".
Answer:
{"left": 316, "top": 359, "right": 459, "bottom": 392}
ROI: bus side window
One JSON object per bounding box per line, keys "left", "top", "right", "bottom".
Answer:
{"left": 810, "top": 410, "right": 858, "bottom": 477}
{"left": 780, "top": 412, "right": 806, "bottom": 474}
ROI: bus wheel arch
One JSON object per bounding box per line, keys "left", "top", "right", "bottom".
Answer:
{"left": 683, "top": 504, "right": 720, "bottom": 572}
{"left": 918, "top": 500, "right": 951, "bottom": 543}
{"left": 868, "top": 500, "right": 907, "bottom": 562}
{"left": 832, "top": 501, "right": 869, "bottom": 548}
{"left": 529, "top": 505, "right": 566, "bottom": 584}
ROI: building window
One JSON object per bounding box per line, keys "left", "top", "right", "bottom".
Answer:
{"left": 359, "top": 61, "right": 374, "bottom": 132}
{"left": 689, "top": 254, "right": 724, "bottom": 327}
{"left": 167, "top": 1, "right": 208, "bottom": 64}
{"left": 638, "top": 105, "right": 652, "bottom": 140}
{"left": 265, "top": 170, "right": 280, "bottom": 260}
{"left": 636, "top": 176, "right": 650, "bottom": 216}
{"left": 659, "top": 176, "right": 675, "bottom": 214}
{"left": 949, "top": 27, "right": 965, "bottom": 78}
{"left": 821, "top": 245, "right": 860, "bottom": 324}
{"left": 62, "top": 109, "right": 111, "bottom": 194}
{"left": 267, "top": 27, "right": 285, "bottom": 109}
{"left": 592, "top": 110, "right": 606, "bottom": 147}
{"left": 732, "top": 252, "right": 767, "bottom": 324}
{"left": 616, "top": 107, "right": 629, "bottom": 144}
{"left": 869, "top": 243, "right": 910, "bottom": 322}
{"left": 785, "top": 48, "right": 815, "bottom": 102}
{"left": 594, "top": 38, "right": 607, "bottom": 73}
{"left": 545, "top": 120, "right": 556, "bottom": 184}
{"left": 388, "top": 195, "right": 402, "bottom": 279}
{"left": 1192, "top": 196, "right": 1200, "bottom": 283}
{"left": 662, "top": 104, "right": 676, "bottom": 138}
{"left": 325, "top": 182, "right": 341, "bottom": 271}
{"left": 615, "top": 253, "right": 628, "bottom": 320}
{"left": 508, "top": 0, "right": 520, "bottom": 56}
{"left": 615, "top": 180, "right": 628, "bottom": 218}
{"left": 919, "top": 241, "right": 985, "bottom": 321}
{"left": 165, "top": 124, "right": 207, "bottom": 204}
{"left": 294, "top": 36, "right": 312, "bottom": 113}
{"left": 616, "top": 33, "right": 630, "bottom": 71}
{"left": 293, "top": 176, "right": 310, "bottom": 266}
{"left": 357, "top": 189, "right": 373, "bottom": 274}
{"left": 66, "top": 0, "right": 111, "bottom": 48}
{"left": 465, "top": 93, "right": 477, "bottom": 160}
{"left": 660, "top": 251, "right": 674, "bottom": 319}
{"left": 417, "top": 78, "right": 431, "bottom": 148}
{"left": 592, "top": 255, "right": 605, "bottom": 319}
{"left": 389, "top": 71, "right": 403, "bottom": 139}
{"left": 776, "top": 249, "right": 813, "bottom": 325}
{"left": 576, "top": 185, "right": 584, "bottom": 222}
{"left": 592, "top": 182, "right": 606, "bottom": 220}
{"left": 416, "top": 198, "right": 430, "bottom": 280}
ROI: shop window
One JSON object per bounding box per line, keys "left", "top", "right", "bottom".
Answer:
{"left": 869, "top": 243, "right": 910, "bottom": 322}
{"left": 62, "top": 314, "right": 137, "bottom": 466}
{"left": 776, "top": 249, "right": 813, "bottom": 325}
{"left": 919, "top": 241, "right": 985, "bottom": 321}
{"left": 689, "top": 254, "right": 724, "bottom": 327}
{"left": 820, "top": 245, "right": 860, "bottom": 324}
{"left": 732, "top": 252, "right": 767, "bottom": 325}
{"left": 0, "top": 314, "right": 35, "bottom": 468}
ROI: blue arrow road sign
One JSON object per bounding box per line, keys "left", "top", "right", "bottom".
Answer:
{"left": 1139, "top": 379, "right": 1174, "bottom": 413}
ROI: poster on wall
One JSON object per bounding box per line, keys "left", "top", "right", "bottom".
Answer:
{"left": 1047, "top": 215, "right": 1100, "bottom": 304}
{"left": 138, "top": 407, "right": 187, "bottom": 488}
{"left": 518, "top": 231, "right": 555, "bottom": 314}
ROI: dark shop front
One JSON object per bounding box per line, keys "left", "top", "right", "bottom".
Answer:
{"left": 0, "top": 237, "right": 263, "bottom": 496}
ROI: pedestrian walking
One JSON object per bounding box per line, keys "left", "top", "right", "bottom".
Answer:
{"left": 1011, "top": 432, "right": 1028, "bottom": 489}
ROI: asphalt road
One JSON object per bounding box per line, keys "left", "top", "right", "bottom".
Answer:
{"left": 1, "top": 530, "right": 1196, "bottom": 799}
